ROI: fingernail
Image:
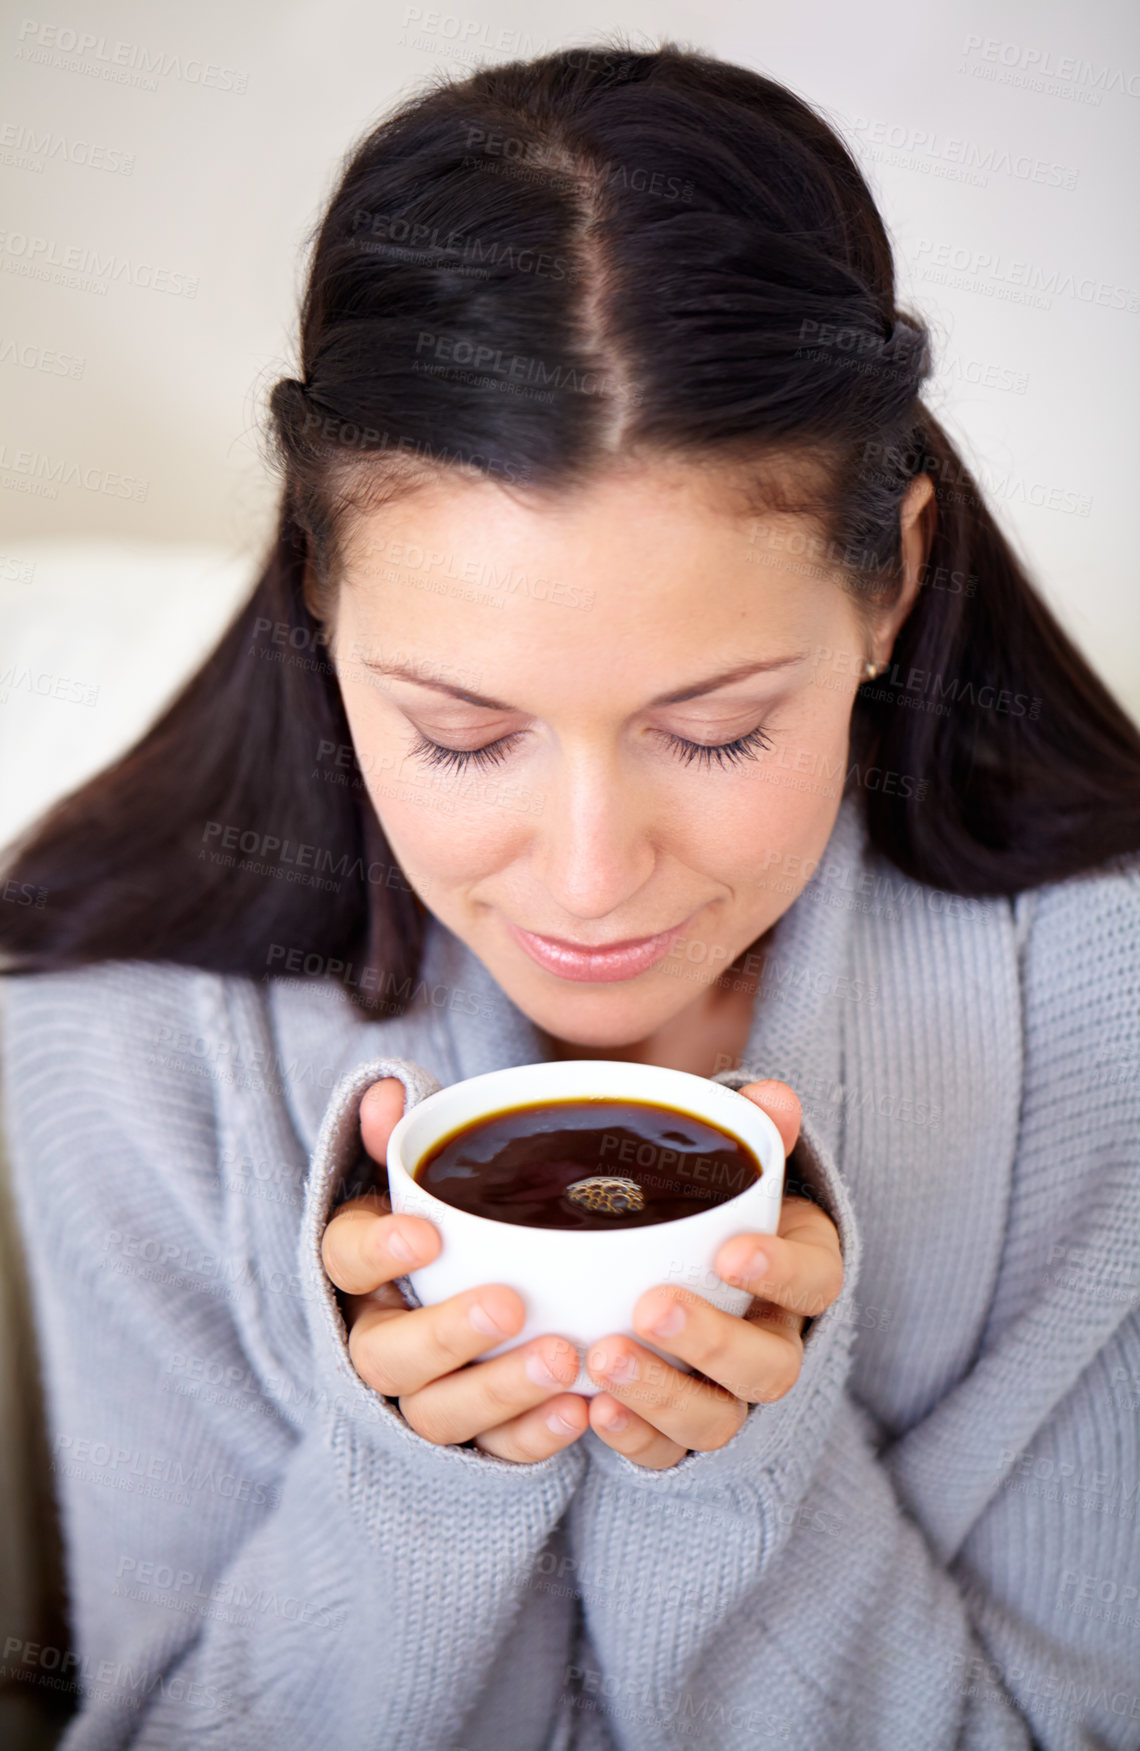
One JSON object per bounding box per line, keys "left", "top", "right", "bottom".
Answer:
{"left": 546, "top": 1409, "right": 578, "bottom": 1435}
{"left": 468, "top": 1301, "right": 508, "bottom": 1336}
{"left": 588, "top": 1347, "right": 638, "bottom": 1383}
{"left": 525, "top": 1351, "right": 562, "bottom": 1389}
{"left": 387, "top": 1229, "right": 415, "bottom": 1262}
{"left": 600, "top": 1406, "right": 629, "bottom": 1432}
{"left": 726, "top": 1246, "right": 768, "bottom": 1283}
{"left": 648, "top": 1302, "right": 686, "bottom": 1338}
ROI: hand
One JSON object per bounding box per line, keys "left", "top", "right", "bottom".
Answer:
{"left": 584, "top": 1080, "right": 843, "bottom": 1471}
{"left": 320, "top": 1078, "right": 590, "bottom": 1464}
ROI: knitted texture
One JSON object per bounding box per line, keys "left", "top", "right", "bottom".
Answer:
{"left": 2, "top": 793, "right": 1138, "bottom": 1750}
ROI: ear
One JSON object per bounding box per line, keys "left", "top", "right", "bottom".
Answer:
{"left": 900, "top": 472, "right": 936, "bottom": 592}
{"left": 869, "top": 474, "right": 936, "bottom": 663}
{"left": 301, "top": 558, "right": 323, "bottom": 620}
{"left": 302, "top": 558, "right": 340, "bottom": 658}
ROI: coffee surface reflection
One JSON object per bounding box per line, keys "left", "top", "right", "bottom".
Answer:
{"left": 413, "top": 1097, "right": 762, "bottom": 1230}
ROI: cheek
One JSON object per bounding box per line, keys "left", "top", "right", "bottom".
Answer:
{"left": 702, "top": 700, "right": 852, "bottom": 884}
{"left": 362, "top": 776, "right": 525, "bottom": 888}
{"left": 703, "top": 780, "right": 835, "bottom": 882}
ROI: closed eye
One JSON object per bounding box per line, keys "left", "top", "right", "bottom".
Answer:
{"left": 407, "top": 730, "right": 521, "bottom": 773}
{"left": 406, "top": 724, "right": 774, "bottom": 773}
{"left": 654, "top": 725, "right": 774, "bottom": 768}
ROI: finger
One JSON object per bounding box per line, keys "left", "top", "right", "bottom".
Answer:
{"left": 585, "top": 1329, "right": 754, "bottom": 1452}
{"left": 359, "top": 1076, "right": 407, "bottom": 1166}
{"left": 398, "top": 1332, "right": 584, "bottom": 1448}
{"left": 587, "top": 1392, "right": 689, "bottom": 1471}
{"left": 346, "top": 1281, "right": 530, "bottom": 1399}
{"left": 737, "top": 1079, "right": 801, "bottom": 1156}
{"left": 341, "top": 1280, "right": 414, "bottom": 1322}
{"left": 714, "top": 1199, "right": 844, "bottom": 1321}
{"left": 320, "top": 1194, "right": 441, "bottom": 1297}
{"left": 742, "top": 1299, "right": 812, "bottom": 1345}
{"left": 473, "top": 1392, "right": 591, "bottom": 1463}
{"left": 616, "top": 1280, "right": 807, "bottom": 1409}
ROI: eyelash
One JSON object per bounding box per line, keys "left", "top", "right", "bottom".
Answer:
{"left": 406, "top": 724, "right": 774, "bottom": 774}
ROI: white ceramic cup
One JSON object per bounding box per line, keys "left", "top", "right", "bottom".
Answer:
{"left": 385, "top": 1058, "right": 785, "bottom": 1397}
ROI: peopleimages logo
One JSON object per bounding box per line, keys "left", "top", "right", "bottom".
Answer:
{"left": 14, "top": 20, "right": 249, "bottom": 94}
{"left": 0, "top": 230, "right": 198, "bottom": 296}
{"left": 960, "top": 34, "right": 1140, "bottom": 98}
{"left": 0, "top": 120, "right": 135, "bottom": 174}
{"left": 913, "top": 240, "right": 1138, "bottom": 313}
{"left": 0, "top": 442, "right": 147, "bottom": 498}
{"left": 843, "top": 115, "right": 1078, "bottom": 189}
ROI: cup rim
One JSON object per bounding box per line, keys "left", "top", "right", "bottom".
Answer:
{"left": 385, "top": 1059, "right": 784, "bottom": 1241}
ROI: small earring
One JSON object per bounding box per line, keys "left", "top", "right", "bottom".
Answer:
{"left": 863, "top": 659, "right": 882, "bottom": 680}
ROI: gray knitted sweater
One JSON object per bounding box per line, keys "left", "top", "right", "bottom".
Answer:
{"left": 2, "top": 793, "right": 1139, "bottom": 1750}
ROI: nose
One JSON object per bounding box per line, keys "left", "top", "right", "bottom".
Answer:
{"left": 529, "top": 746, "right": 658, "bottom": 923}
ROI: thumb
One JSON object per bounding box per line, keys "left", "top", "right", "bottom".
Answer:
{"left": 359, "top": 1077, "right": 408, "bottom": 1166}
{"left": 737, "top": 1078, "right": 801, "bottom": 1157}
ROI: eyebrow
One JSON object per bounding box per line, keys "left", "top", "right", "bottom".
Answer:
{"left": 359, "top": 653, "right": 810, "bottom": 711}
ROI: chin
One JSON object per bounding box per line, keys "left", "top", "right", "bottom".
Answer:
{"left": 509, "top": 969, "right": 686, "bottom": 1048}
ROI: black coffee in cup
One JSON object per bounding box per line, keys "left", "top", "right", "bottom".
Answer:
{"left": 413, "top": 1097, "right": 762, "bottom": 1230}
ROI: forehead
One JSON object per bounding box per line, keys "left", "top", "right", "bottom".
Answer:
{"left": 338, "top": 448, "right": 836, "bottom": 575}
{"left": 334, "top": 464, "right": 858, "bottom": 713}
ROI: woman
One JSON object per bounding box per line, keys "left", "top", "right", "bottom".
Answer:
{"left": 2, "top": 42, "right": 1139, "bottom": 1751}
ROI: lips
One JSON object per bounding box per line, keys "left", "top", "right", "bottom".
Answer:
{"left": 505, "top": 916, "right": 692, "bottom": 983}
{"left": 535, "top": 926, "right": 668, "bottom": 953}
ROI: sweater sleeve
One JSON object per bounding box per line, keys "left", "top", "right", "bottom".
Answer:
{"left": 559, "top": 861, "right": 1140, "bottom": 1750}
{"left": 0, "top": 962, "right": 586, "bottom": 1751}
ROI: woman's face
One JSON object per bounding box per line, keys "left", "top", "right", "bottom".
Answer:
{"left": 330, "top": 459, "right": 923, "bottom": 1048}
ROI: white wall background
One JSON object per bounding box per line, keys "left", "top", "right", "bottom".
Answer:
{"left": 1, "top": 0, "right": 1138, "bottom": 848}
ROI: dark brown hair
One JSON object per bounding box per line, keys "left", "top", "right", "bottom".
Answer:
{"left": 3, "top": 42, "right": 1138, "bottom": 1015}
